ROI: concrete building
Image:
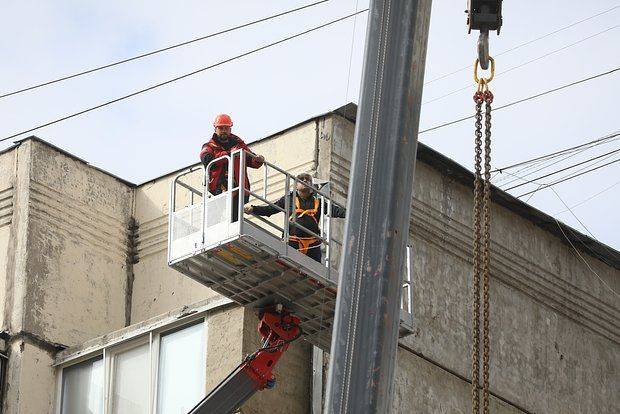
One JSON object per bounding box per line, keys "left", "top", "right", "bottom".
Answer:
{"left": 0, "top": 104, "right": 618, "bottom": 413}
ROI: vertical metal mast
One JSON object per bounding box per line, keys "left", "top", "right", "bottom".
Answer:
{"left": 324, "top": 0, "right": 432, "bottom": 413}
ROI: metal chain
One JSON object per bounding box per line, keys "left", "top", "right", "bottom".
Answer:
{"left": 471, "top": 88, "right": 484, "bottom": 414}
{"left": 482, "top": 89, "right": 493, "bottom": 414}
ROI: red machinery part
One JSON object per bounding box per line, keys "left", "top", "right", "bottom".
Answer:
{"left": 245, "top": 309, "right": 302, "bottom": 389}
{"left": 188, "top": 307, "right": 301, "bottom": 414}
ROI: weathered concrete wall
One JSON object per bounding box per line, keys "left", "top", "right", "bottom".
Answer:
{"left": 392, "top": 347, "right": 522, "bottom": 413}
{"left": 4, "top": 340, "right": 56, "bottom": 414}
{"left": 0, "top": 140, "right": 134, "bottom": 413}
{"left": 328, "top": 113, "right": 620, "bottom": 413}
{"left": 324, "top": 115, "right": 354, "bottom": 274}
{"left": 0, "top": 149, "right": 16, "bottom": 328}
{"left": 204, "top": 306, "right": 245, "bottom": 394}
{"left": 2, "top": 143, "right": 30, "bottom": 343}
{"left": 19, "top": 140, "right": 133, "bottom": 346}
{"left": 131, "top": 175, "right": 216, "bottom": 322}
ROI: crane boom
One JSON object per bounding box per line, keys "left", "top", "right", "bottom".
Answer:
{"left": 188, "top": 306, "right": 301, "bottom": 414}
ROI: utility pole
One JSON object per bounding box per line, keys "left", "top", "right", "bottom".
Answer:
{"left": 324, "top": 1, "right": 432, "bottom": 413}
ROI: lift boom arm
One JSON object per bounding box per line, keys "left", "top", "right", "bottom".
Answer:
{"left": 188, "top": 308, "right": 301, "bottom": 414}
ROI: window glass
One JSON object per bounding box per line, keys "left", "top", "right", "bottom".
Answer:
{"left": 60, "top": 357, "right": 103, "bottom": 414}
{"left": 111, "top": 343, "right": 149, "bottom": 414}
{"left": 156, "top": 322, "right": 206, "bottom": 413}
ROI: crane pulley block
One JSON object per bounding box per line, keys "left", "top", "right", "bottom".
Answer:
{"left": 467, "top": 0, "right": 503, "bottom": 34}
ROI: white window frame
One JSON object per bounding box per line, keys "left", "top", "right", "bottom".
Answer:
{"left": 105, "top": 335, "right": 151, "bottom": 414}
{"left": 151, "top": 319, "right": 208, "bottom": 414}
{"left": 54, "top": 309, "right": 215, "bottom": 414}
{"left": 55, "top": 353, "right": 105, "bottom": 414}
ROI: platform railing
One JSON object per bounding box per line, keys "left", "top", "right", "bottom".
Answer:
{"left": 240, "top": 149, "right": 345, "bottom": 276}
{"left": 168, "top": 150, "right": 414, "bottom": 331}
{"left": 168, "top": 150, "right": 344, "bottom": 268}
{"left": 168, "top": 166, "right": 204, "bottom": 264}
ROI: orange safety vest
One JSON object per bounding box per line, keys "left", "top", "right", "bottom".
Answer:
{"left": 289, "top": 197, "right": 320, "bottom": 254}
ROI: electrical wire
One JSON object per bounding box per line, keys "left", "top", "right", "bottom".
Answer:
{"left": 424, "top": 4, "right": 620, "bottom": 85}
{"left": 493, "top": 132, "right": 620, "bottom": 187}
{"left": 341, "top": 0, "right": 361, "bottom": 122}
{"left": 504, "top": 146, "right": 620, "bottom": 191}
{"left": 492, "top": 131, "right": 620, "bottom": 173}
{"left": 512, "top": 147, "right": 620, "bottom": 194}
{"left": 0, "top": 0, "right": 329, "bottom": 99}
{"left": 496, "top": 147, "right": 597, "bottom": 187}
{"left": 423, "top": 24, "right": 620, "bottom": 106}
{"left": 553, "top": 178, "right": 620, "bottom": 216}
{"left": 551, "top": 188, "right": 598, "bottom": 241}
{"left": 0, "top": 8, "right": 369, "bottom": 143}
{"left": 418, "top": 66, "right": 620, "bottom": 135}
{"left": 550, "top": 192, "right": 620, "bottom": 298}
{"left": 515, "top": 157, "right": 620, "bottom": 198}
{"left": 495, "top": 151, "right": 584, "bottom": 187}
{"left": 344, "top": 0, "right": 360, "bottom": 104}
{"left": 494, "top": 170, "right": 620, "bottom": 295}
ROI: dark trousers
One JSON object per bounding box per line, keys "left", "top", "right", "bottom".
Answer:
{"left": 231, "top": 194, "right": 250, "bottom": 223}
{"left": 288, "top": 238, "right": 322, "bottom": 263}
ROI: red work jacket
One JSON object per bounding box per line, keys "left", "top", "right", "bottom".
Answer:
{"left": 199, "top": 134, "right": 263, "bottom": 195}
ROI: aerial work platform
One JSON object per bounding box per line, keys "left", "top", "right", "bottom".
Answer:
{"left": 168, "top": 150, "right": 414, "bottom": 351}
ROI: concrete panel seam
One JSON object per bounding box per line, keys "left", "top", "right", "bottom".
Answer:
{"left": 411, "top": 200, "right": 619, "bottom": 318}
{"left": 410, "top": 200, "right": 620, "bottom": 320}
{"left": 397, "top": 342, "right": 533, "bottom": 414}
{"left": 0, "top": 186, "right": 14, "bottom": 228}
{"left": 409, "top": 218, "right": 620, "bottom": 343}
{"left": 6, "top": 330, "right": 67, "bottom": 356}
{"left": 28, "top": 210, "right": 127, "bottom": 262}
{"left": 125, "top": 217, "right": 138, "bottom": 326}
{"left": 28, "top": 204, "right": 128, "bottom": 255}
{"left": 29, "top": 180, "right": 128, "bottom": 228}
{"left": 29, "top": 185, "right": 129, "bottom": 242}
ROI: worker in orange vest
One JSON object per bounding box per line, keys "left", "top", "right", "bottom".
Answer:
{"left": 200, "top": 114, "right": 264, "bottom": 222}
{"left": 245, "top": 173, "right": 346, "bottom": 263}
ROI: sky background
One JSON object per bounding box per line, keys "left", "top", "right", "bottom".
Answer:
{"left": 2, "top": 0, "right": 619, "bottom": 251}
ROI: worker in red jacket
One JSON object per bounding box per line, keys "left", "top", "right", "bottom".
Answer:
{"left": 200, "top": 114, "right": 264, "bottom": 222}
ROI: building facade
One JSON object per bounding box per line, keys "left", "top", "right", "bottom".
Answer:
{"left": 0, "top": 104, "right": 618, "bottom": 413}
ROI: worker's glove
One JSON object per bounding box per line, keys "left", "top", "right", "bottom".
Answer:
{"left": 254, "top": 155, "right": 265, "bottom": 164}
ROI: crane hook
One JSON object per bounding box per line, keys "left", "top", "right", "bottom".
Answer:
{"left": 477, "top": 30, "right": 490, "bottom": 70}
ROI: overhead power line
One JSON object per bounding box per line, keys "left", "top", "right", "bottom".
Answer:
{"left": 418, "top": 66, "right": 620, "bottom": 135}
{"left": 495, "top": 145, "right": 620, "bottom": 195}
{"left": 494, "top": 133, "right": 620, "bottom": 188}
{"left": 553, "top": 178, "right": 620, "bottom": 216}
{"left": 494, "top": 171, "right": 620, "bottom": 296}
{"left": 553, "top": 206, "right": 620, "bottom": 297}
{"left": 504, "top": 146, "right": 620, "bottom": 191}
{"left": 504, "top": 142, "right": 620, "bottom": 194}
{"left": 424, "top": 4, "right": 620, "bottom": 85}
{"left": 0, "top": 0, "right": 328, "bottom": 99}
{"left": 550, "top": 186, "right": 618, "bottom": 267}
{"left": 423, "top": 24, "right": 620, "bottom": 105}
{"left": 1, "top": 8, "right": 369, "bottom": 143}
{"left": 502, "top": 168, "right": 620, "bottom": 223}
{"left": 493, "top": 131, "right": 620, "bottom": 173}
{"left": 515, "top": 156, "right": 620, "bottom": 198}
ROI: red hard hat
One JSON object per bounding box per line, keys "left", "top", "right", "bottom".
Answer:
{"left": 213, "top": 114, "right": 233, "bottom": 127}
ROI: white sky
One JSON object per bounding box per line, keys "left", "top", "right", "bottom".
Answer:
{"left": 2, "top": 0, "right": 619, "bottom": 251}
